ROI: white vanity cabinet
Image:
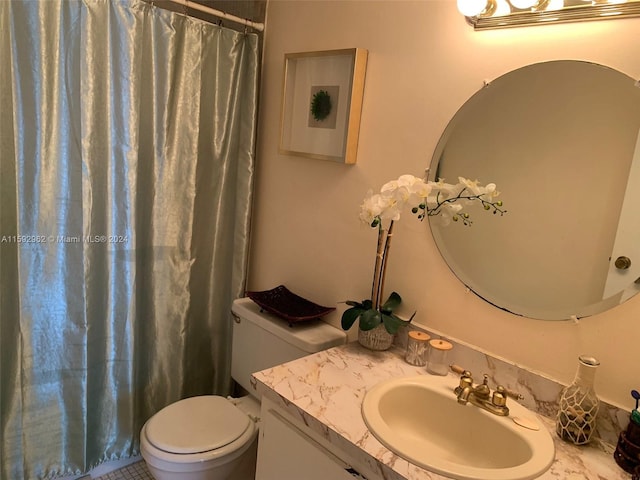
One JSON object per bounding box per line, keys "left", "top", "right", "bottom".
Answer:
{"left": 255, "top": 396, "right": 380, "bottom": 480}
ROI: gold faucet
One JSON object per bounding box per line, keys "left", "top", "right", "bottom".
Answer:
{"left": 451, "top": 366, "right": 523, "bottom": 417}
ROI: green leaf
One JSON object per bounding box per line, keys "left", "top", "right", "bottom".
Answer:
{"left": 342, "top": 296, "right": 414, "bottom": 333}
{"left": 381, "top": 291, "right": 401, "bottom": 313}
{"left": 381, "top": 312, "right": 412, "bottom": 334}
{"left": 341, "top": 306, "right": 365, "bottom": 330}
{"left": 359, "top": 308, "right": 382, "bottom": 331}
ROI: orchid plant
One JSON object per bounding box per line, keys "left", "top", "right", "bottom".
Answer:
{"left": 341, "top": 174, "right": 506, "bottom": 335}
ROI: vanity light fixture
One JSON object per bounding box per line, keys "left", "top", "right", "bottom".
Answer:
{"left": 457, "top": 0, "right": 640, "bottom": 29}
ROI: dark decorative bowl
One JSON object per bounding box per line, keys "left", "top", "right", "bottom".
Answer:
{"left": 246, "top": 285, "right": 335, "bottom": 325}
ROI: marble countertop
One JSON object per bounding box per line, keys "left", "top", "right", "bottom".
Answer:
{"left": 251, "top": 342, "right": 631, "bottom": 480}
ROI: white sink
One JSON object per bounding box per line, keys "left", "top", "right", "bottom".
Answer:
{"left": 361, "top": 375, "right": 555, "bottom": 480}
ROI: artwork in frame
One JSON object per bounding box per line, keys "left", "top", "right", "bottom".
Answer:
{"left": 279, "top": 48, "right": 368, "bottom": 164}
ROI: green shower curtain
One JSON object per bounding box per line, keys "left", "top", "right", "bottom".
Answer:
{"left": 0, "top": 1, "right": 258, "bottom": 478}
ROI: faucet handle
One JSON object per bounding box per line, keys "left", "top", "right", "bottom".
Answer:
{"left": 450, "top": 364, "right": 472, "bottom": 377}
{"left": 491, "top": 386, "right": 511, "bottom": 415}
{"left": 492, "top": 386, "right": 508, "bottom": 407}
{"left": 454, "top": 373, "right": 474, "bottom": 397}
{"left": 501, "top": 386, "right": 524, "bottom": 401}
{"left": 454, "top": 374, "right": 474, "bottom": 403}
{"left": 492, "top": 384, "right": 523, "bottom": 401}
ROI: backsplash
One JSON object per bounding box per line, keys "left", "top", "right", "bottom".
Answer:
{"left": 395, "top": 325, "right": 630, "bottom": 449}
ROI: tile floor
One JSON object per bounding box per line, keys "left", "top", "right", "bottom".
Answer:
{"left": 93, "top": 461, "right": 153, "bottom": 480}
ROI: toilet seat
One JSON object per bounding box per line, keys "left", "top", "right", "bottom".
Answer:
{"left": 141, "top": 395, "right": 258, "bottom": 470}
{"left": 146, "top": 395, "right": 251, "bottom": 455}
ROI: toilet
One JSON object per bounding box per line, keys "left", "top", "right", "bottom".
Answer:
{"left": 140, "top": 296, "right": 347, "bottom": 480}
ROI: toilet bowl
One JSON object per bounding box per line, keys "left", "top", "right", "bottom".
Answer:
{"left": 140, "top": 297, "right": 347, "bottom": 480}
{"left": 141, "top": 395, "right": 260, "bottom": 480}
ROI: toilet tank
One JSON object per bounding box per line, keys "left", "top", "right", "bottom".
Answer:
{"left": 230, "top": 297, "right": 346, "bottom": 394}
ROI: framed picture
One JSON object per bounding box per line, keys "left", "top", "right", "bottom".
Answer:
{"left": 279, "top": 48, "right": 368, "bottom": 164}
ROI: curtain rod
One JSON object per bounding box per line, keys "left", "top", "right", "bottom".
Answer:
{"left": 164, "top": 0, "right": 265, "bottom": 32}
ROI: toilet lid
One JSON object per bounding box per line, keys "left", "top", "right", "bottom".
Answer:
{"left": 146, "top": 396, "right": 251, "bottom": 454}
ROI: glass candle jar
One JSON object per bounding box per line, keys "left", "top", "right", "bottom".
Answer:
{"left": 427, "top": 339, "right": 453, "bottom": 376}
{"left": 405, "top": 331, "right": 430, "bottom": 366}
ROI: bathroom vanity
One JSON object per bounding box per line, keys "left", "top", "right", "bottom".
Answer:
{"left": 251, "top": 342, "right": 629, "bottom": 480}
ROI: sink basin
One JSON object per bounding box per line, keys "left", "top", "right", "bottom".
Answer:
{"left": 362, "top": 375, "right": 555, "bottom": 480}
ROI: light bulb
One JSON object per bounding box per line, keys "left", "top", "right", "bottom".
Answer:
{"left": 509, "top": 0, "right": 539, "bottom": 9}
{"left": 544, "top": 0, "right": 564, "bottom": 10}
{"left": 494, "top": 0, "right": 513, "bottom": 15}
{"left": 457, "top": 0, "right": 490, "bottom": 16}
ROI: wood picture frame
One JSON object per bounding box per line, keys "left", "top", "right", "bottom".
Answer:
{"left": 279, "top": 48, "right": 368, "bottom": 164}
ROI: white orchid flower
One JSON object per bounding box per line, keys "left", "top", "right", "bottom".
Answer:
{"left": 457, "top": 177, "right": 483, "bottom": 195}
{"left": 483, "top": 183, "right": 499, "bottom": 200}
{"left": 360, "top": 191, "right": 401, "bottom": 225}
{"left": 361, "top": 173, "right": 504, "bottom": 229}
{"left": 381, "top": 175, "right": 432, "bottom": 209}
{"left": 359, "top": 191, "right": 384, "bottom": 225}
{"left": 429, "top": 179, "right": 459, "bottom": 199}
{"left": 406, "top": 178, "right": 432, "bottom": 205}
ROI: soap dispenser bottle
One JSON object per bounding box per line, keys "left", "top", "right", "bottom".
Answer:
{"left": 556, "top": 355, "right": 600, "bottom": 445}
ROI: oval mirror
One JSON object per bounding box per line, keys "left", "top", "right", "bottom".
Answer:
{"left": 429, "top": 60, "right": 640, "bottom": 320}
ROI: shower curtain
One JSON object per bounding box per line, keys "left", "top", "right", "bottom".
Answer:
{"left": 0, "top": 1, "right": 258, "bottom": 478}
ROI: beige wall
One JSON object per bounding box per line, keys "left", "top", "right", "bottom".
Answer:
{"left": 249, "top": 0, "right": 640, "bottom": 408}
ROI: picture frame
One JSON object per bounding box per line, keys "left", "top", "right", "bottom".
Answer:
{"left": 279, "top": 48, "right": 368, "bottom": 164}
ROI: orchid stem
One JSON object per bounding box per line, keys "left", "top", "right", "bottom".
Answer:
{"left": 375, "top": 221, "right": 394, "bottom": 310}
{"left": 370, "top": 224, "right": 385, "bottom": 309}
